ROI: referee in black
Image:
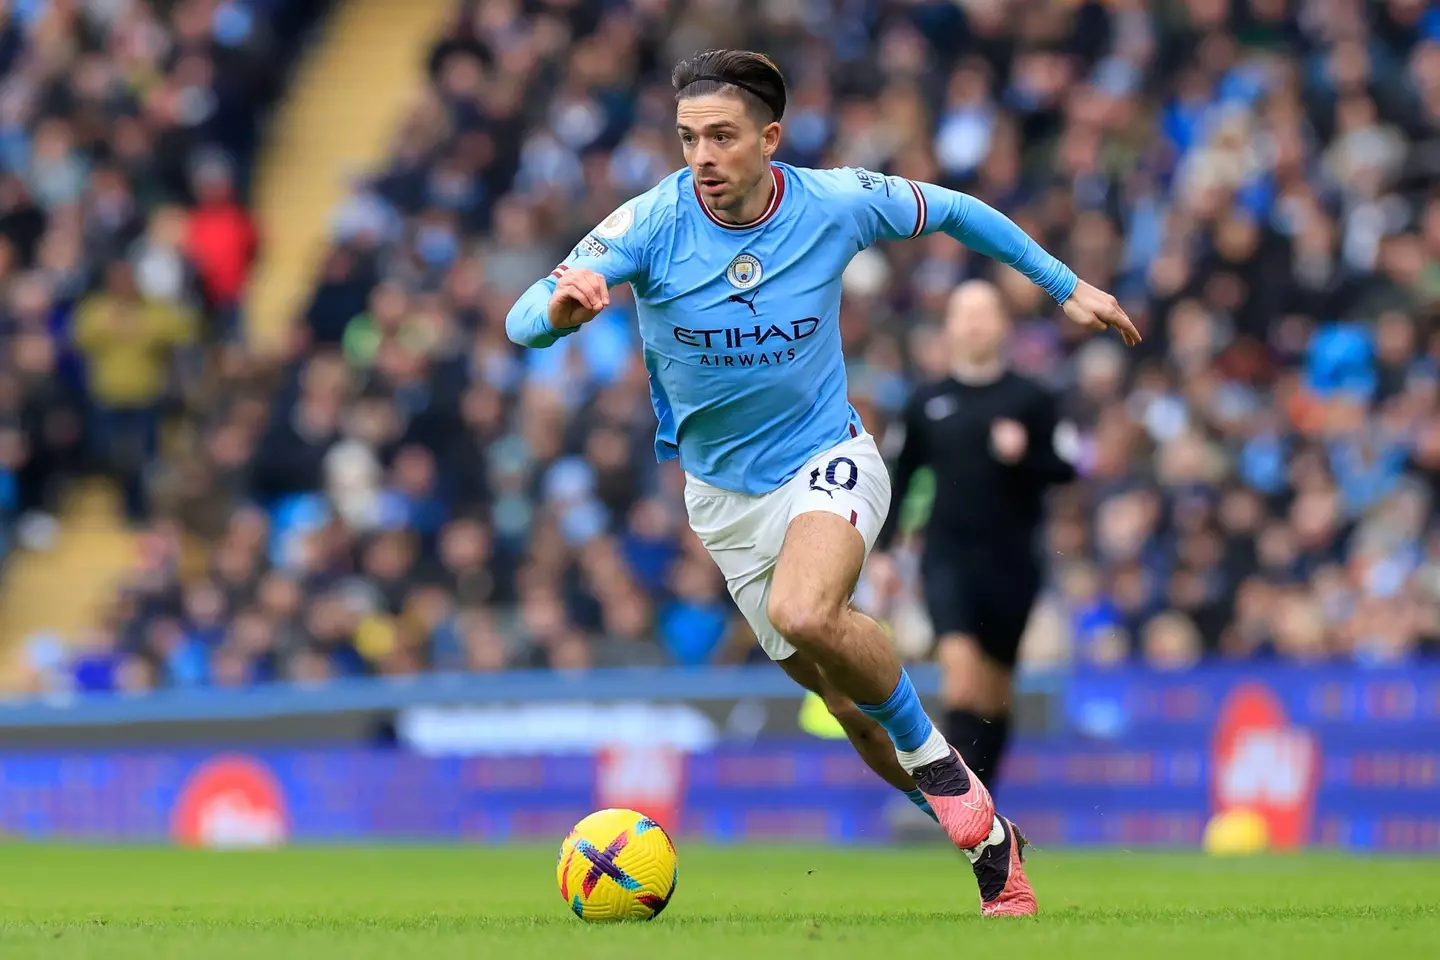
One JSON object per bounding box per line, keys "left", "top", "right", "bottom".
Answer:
{"left": 874, "top": 279, "right": 1077, "bottom": 789}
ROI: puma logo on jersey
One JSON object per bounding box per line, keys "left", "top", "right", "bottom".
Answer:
{"left": 727, "top": 292, "right": 758, "bottom": 316}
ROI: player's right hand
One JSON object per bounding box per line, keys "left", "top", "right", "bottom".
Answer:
{"left": 548, "top": 266, "right": 610, "bottom": 330}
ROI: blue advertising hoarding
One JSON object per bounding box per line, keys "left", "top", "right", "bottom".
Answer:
{"left": 0, "top": 665, "right": 1436, "bottom": 850}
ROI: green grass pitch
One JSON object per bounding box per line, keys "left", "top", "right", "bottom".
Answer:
{"left": 0, "top": 845, "right": 1436, "bottom": 959}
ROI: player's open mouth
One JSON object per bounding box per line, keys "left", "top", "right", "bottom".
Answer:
{"left": 698, "top": 178, "right": 725, "bottom": 194}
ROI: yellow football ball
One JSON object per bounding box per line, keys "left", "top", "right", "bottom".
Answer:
{"left": 1202, "top": 808, "right": 1271, "bottom": 857}
{"left": 557, "top": 808, "right": 679, "bottom": 922}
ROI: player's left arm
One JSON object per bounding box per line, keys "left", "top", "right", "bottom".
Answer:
{"left": 842, "top": 170, "right": 1140, "bottom": 346}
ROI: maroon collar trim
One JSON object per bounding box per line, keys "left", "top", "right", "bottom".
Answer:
{"left": 693, "top": 165, "right": 786, "bottom": 230}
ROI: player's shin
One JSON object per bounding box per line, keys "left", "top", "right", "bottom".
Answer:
{"left": 854, "top": 669, "right": 951, "bottom": 772}
{"left": 858, "top": 668, "right": 998, "bottom": 852}
{"left": 829, "top": 695, "right": 937, "bottom": 822}
{"left": 779, "top": 652, "right": 939, "bottom": 822}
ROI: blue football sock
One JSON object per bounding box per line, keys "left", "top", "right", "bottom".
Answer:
{"left": 856, "top": 670, "right": 934, "bottom": 752}
{"left": 905, "top": 788, "right": 938, "bottom": 822}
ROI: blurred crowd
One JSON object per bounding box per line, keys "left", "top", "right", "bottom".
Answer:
{"left": 17, "top": 0, "right": 1440, "bottom": 696}
{"left": 0, "top": 0, "right": 321, "bottom": 555}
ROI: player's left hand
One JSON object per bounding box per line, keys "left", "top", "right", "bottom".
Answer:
{"left": 990, "top": 419, "right": 1028, "bottom": 464}
{"left": 1062, "top": 280, "right": 1141, "bottom": 347}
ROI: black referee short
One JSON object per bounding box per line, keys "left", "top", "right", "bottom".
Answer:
{"left": 921, "top": 544, "right": 1041, "bottom": 670}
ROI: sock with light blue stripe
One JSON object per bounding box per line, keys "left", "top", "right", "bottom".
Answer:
{"left": 856, "top": 670, "right": 950, "bottom": 776}
{"left": 905, "top": 788, "right": 938, "bottom": 822}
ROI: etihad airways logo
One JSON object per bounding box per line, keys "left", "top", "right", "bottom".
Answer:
{"left": 673, "top": 318, "right": 819, "bottom": 348}
{"left": 674, "top": 318, "right": 821, "bottom": 368}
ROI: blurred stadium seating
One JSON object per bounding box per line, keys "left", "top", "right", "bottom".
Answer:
{"left": 2, "top": 0, "right": 1440, "bottom": 699}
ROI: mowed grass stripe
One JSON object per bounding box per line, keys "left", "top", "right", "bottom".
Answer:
{"left": 0, "top": 846, "right": 1435, "bottom": 959}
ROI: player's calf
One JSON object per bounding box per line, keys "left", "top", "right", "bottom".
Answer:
{"left": 823, "top": 695, "right": 904, "bottom": 779}
{"left": 827, "top": 695, "right": 940, "bottom": 823}
{"left": 778, "top": 651, "right": 938, "bottom": 822}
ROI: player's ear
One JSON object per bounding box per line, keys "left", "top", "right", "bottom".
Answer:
{"left": 761, "top": 120, "right": 781, "bottom": 160}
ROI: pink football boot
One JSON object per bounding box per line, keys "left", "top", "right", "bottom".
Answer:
{"left": 912, "top": 748, "right": 996, "bottom": 850}
{"left": 970, "top": 816, "right": 1038, "bottom": 917}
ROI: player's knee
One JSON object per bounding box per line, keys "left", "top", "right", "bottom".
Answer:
{"left": 766, "top": 592, "right": 839, "bottom": 651}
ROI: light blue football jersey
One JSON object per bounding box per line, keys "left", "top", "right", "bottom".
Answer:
{"left": 506, "top": 163, "right": 1078, "bottom": 495}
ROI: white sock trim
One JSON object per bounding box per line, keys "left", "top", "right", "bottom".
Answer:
{"left": 895, "top": 725, "right": 950, "bottom": 774}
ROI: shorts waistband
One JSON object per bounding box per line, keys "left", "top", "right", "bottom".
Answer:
{"left": 684, "top": 473, "right": 744, "bottom": 498}
{"left": 683, "top": 429, "right": 872, "bottom": 498}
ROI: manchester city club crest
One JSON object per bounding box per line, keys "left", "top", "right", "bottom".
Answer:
{"left": 726, "top": 253, "right": 763, "bottom": 289}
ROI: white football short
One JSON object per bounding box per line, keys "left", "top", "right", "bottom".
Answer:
{"left": 683, "top": 430, "right": 892, "bottom": 661}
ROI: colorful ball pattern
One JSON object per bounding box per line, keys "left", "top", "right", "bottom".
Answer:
{"left": 556, "top": 808, "right": 679, "bottom": 922}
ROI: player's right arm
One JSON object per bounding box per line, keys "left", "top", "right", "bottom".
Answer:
{"left": 505, "top": 202, "right": 650, "bottom": 348}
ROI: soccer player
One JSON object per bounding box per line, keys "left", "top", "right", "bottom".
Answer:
{"left": 874, "top": 279, "right": 1078, "bottom": 794}
{"left": 506, "top": 49, "right": 1139, "bottom": 916}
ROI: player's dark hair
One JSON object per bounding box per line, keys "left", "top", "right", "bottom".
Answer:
{"left": 672, "top": 49, "right": 786, "bottom": 124}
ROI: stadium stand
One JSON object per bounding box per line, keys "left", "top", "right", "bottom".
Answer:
{"left": 7, "top": 0, "right": 1440, "bottom": 695}
{"left": 0, "top": 0, "right": 330, "bottom": 686}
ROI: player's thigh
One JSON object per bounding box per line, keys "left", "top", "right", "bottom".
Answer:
{"left": 769, "top": 512, "right": 865, "bottom": 629}
{"left": 771, "top": 432, "right": 892, "bottom": 618}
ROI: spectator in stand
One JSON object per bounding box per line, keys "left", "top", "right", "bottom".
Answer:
{"left": 251, "top": 353, "right": 346, "bottom": 502}
{"left": 74, "top": 261, "right": 195, "bottom": 521}
{"left": 10, "top": 328, "right": 84, "bottom": 532}
{"left": 185, "top": 154, "right": 258, "bottom": 340}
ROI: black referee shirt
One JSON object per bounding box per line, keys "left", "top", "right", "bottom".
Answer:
{"left": 877, "top": 370, "right": 1076, "bottom": 555}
